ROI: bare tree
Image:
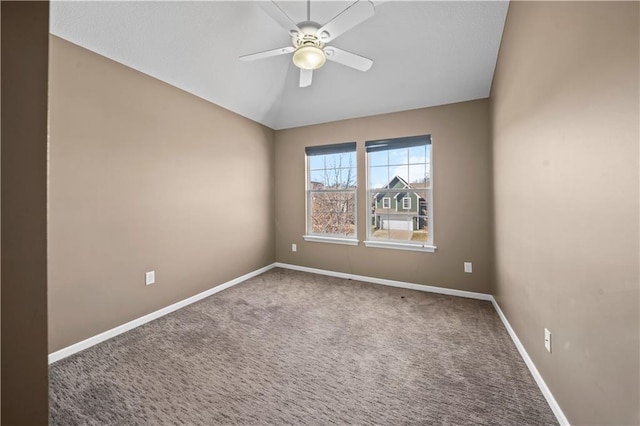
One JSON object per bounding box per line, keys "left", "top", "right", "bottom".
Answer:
{"left": 311, "top": 154, "right": 356, "bottom": 236}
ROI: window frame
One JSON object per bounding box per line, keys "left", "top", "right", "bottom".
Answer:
{"left": 364, "top": 135, "right": 436, "bottom": 253}
{"left": 402, "top": 196, "right": 411, "bottom": 210}
{"left": 303, "top": 142, "right": 358, "bottom": 245}
{"left": 382, "top": 197, "right": 391, "bottom": 209}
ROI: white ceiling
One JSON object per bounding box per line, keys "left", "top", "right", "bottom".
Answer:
{"left": 50, "top": 1, "right": 509, "bottom": 130}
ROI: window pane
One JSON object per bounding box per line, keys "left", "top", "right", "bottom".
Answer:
{"left": 368, "top": 150, "right": 387, "bottom": 167}
{"left": 370, "top": 199, "right": 391, "bottom": 239}
{"left": 369, "top": 166, "right": 389, "bottom": 189}
{"left": 412, "top": 216, "right": 429, "bottom": 242}
{"left": 408, "top": 164, "right": 427, "bottom": 184}
{"left": 310, "top": 168, "right": 356, "bottom": 189}
{"left": 308, "top": 155, "right": 325, "bottom": 170}
{"left": 366, "top": 135, "right": 432, "bottom": 245}
{"left": 306, "top": 143, "right": 357, "bottom": 238}
{"left": 323, "top": 152, "right": 355, "bottom": 169}
{"left": 388, "top": 147, "right": 409, "bottom": 166}
{"left": 310, "top": 191, "right": 356, "bottom": 237}
{"left": 309, "top": 170, "right": 327, "bottom": 188}
{"left": 391, "top": 165, "right": 409, "bottom": 185}
{"left": 409, "top": 145, "right": 427, "bottom": 164}
{"left": 340, "top": 167, "right": 357, "bottom": 189}
{"left": 416, "top": 190, "right": 429, "bottom": 239}
{"left": 325, "top": 169, "right": 342, "bottom": 188}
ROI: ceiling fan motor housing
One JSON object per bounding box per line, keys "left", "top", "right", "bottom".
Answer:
{"left": 240, "top": 0, "right": 375, "bottom": 86}
{"left": 292, "top": 22, "right": 325, "bottom": 49}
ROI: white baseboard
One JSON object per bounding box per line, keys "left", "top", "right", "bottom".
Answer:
{"left": 48, "top": 263, "right": 277, "bottom": 364}
{"left": 275, "top": 262, "right": 568, "bottom": 426}
{"left": 48, "top": 260, "right": 568, "bottom": 426}
{"left": 490, "top": 298, "right": 570, "bottom": 426}
{"left": 274, "top": 262, "right": 493, "bottom": 301}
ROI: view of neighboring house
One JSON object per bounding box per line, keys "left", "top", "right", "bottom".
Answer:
{"left": 373, "top": 176, "right": 429, "bottom": 231}
{"left": 309, "top": 181, "right": 325, "bottom": 190}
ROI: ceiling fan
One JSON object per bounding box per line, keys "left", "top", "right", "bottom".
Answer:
{"left": 240, "top": 0, "right": 375, "bottom": 88}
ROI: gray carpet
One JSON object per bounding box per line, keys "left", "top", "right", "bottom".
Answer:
{"left": 49, "top": 268, "right": 558, "bottom": 425}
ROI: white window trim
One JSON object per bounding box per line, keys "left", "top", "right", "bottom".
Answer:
{"left": 365, "top": 135, "right": 434, "bottom": 250}
{"left": 306, "top": 144, "right": 357, "bottom": 241}
{"left": 402, "top": 197, "right": 411, "bottom": 210}
{"left": 382, "top": 197, "right": 391, "bottom": 209}
{"left": 364, "top": 240, "right": 436, "bottom": 252}
{"left": 303, "top": 235, "right": 359, "bottom": 246}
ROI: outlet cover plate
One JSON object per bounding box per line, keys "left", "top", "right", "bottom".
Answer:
{"left": 145, "top": 271, "right": 155, "bottom": 286}
{"left": 544, "top": 328, "right": 551, "bottom": 353}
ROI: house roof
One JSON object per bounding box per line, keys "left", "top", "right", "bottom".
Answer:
{"left": 374, "top": 175, "right": 428, "bottom": 201}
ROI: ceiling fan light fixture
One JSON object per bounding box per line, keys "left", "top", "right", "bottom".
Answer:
{"left": 292, "top": 45, "right": 326, "bottom": 70}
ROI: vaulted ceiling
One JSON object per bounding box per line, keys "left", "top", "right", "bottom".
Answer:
{"left": 50, "top": 1, "right": 509, "bottom": 130}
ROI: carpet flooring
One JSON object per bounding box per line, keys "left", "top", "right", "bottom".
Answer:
{"left": 49, "top": 268, "right": 558, "bottom": 425}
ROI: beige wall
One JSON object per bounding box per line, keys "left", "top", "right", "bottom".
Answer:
{"left": 491, "top": 2, "right": 639, "bottom": 425}
{"left": 275, "top": 100, "right": 494, "bottom": 294}
{"left": 1, "top": 2, "right": 50, "bottom": 424}
{"left": 48, "top": 36, "right": 276, "bottom": 352}
{"left": 45, "top": 3, "right": 640, "bottom": 424}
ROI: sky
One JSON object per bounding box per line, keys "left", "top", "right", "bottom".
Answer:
{"left": 308, "top": 145, "right": 431, "bottom": 190}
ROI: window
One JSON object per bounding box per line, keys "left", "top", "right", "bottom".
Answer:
{"left": 402, "top": 197, "right": 411, "bottom": 210}
{"left": 304, "top": 142, "right": 357, "bottom": 245}
{"left": 365, "top": 135, "right": 435, "bottom": 252}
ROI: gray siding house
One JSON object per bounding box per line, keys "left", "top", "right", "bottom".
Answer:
{"left": 373, "top": 176, "right": 428, "bottom": 231}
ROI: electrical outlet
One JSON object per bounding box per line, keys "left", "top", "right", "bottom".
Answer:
{"left": 464, "top": 262, "right": 473, "bottom": 273}
{"left": 544, "top": 328, "right": 552, "bottom": 353}
{"left": 145, "top": 271, "right": 155, "bottom": 286}
{"left": 292, "top": 244, "right": 297, "bottom": 252}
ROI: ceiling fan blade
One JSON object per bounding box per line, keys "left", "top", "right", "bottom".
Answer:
{"left": 324, "top": 47, "right": 373, "bottom": 72}
{"left": 317, "top": 0, "right": 375, "bottom": 43}
{"left": 300, "top": 69, "right": 313, "bottom": 88}
{"left": 259, "top": 1, "right": 301, "bottom": 36}
{"left": 240, "top": 46, "right": 295, "bottom": 62}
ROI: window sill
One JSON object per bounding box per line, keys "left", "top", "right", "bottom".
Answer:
{"left": 363, "top": 240, "right": 437, "bottom": 252}
{"left": 303, "top": 235, "right": 359, "bottom": 246}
